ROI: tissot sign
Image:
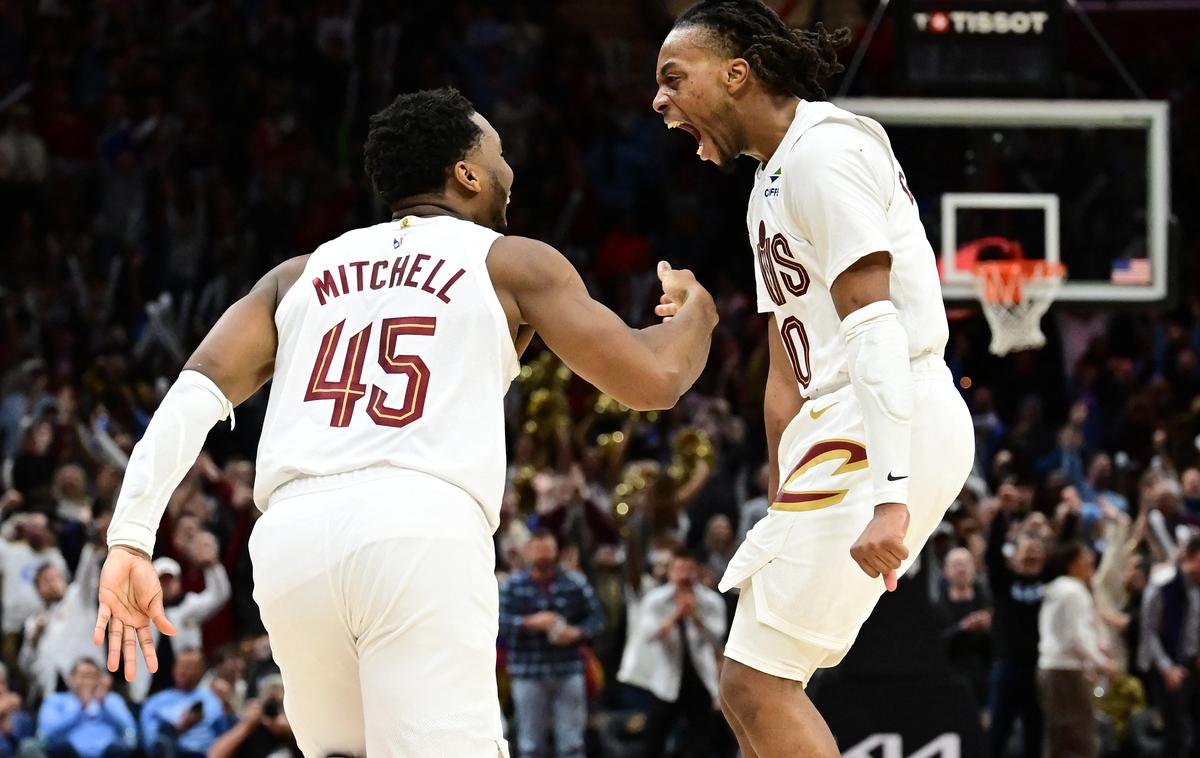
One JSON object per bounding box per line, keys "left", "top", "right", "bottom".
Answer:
{"left": 912, "top": 9, "right": 1051, "bottom": 35}
{"left": 898, "top": 0, "right": 1061, "bottom": 93}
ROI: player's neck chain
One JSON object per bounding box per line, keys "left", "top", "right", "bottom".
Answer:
{"left": 390, "top": 202, "right": 465, "bottom": 225}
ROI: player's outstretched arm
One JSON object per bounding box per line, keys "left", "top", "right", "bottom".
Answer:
{"left": 96, "top": 256, "right": 306, "bottom": 682}
{"left": 489, "top": 236, "right": 717, "bottom": 411}
{"left": 833, "top": 253, "right": 914, "bottom": 592}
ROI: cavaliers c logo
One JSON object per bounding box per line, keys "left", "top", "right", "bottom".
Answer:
{"left": 772, "top": 439, "right": 868, "bottom": 512}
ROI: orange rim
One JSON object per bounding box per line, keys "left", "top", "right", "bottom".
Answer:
{"left": 974, "top": 260, "right": 1066, "bottom": 305}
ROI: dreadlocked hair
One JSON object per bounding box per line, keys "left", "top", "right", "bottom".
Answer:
{"left": 675, "top": 0, "right": 851, "bottom": 101}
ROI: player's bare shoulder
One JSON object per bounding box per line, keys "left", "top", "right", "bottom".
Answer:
{"left": 485, "top": 235, "right": 578, "bottom": 318}
{"left": 267, "top": 254, "right": 313, "bottom": 311}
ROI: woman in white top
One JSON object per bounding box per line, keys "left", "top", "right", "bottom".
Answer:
{"left": 1037, "top": 541, "right": 1115, "bottom": 758}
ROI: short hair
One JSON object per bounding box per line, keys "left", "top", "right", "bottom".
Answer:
{"left": 674, "top": 0, "right": 851, "bottom": 100}
{"left": 34, "top": 562, "right": 59, "bottom": 585}
{"left": 212, "top": 644, "right": 241, "bottom": 666}
{"left": 672, "top": 546, "right": 700, "bottom": 563}
{"left": 71, "top": 657, "right": 101, "bottom": 675}
{"left": 1048, "top": 540, "right": 1090, "bottom": 578}
{"left": 363, "top": 87, "right": 483, "bottom": 207}
{"left": 529, "top": 528, "right": 558, "bottom": 545}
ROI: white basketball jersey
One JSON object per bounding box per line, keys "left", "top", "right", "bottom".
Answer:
{"left": 254, "top": 216, "right": 518, "bottom": 529}
{"left": 748, "top": 101, "right": 949, "bottom": 400}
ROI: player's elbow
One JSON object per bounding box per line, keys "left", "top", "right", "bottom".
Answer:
{"left": 622, "top": 368, "right": 685, "bottom": 411}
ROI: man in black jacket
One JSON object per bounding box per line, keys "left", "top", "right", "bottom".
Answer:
{"left": 1139, "top": 535, "right": 1200, "bottom": 757}
{"left": 986, "top": 484, "right": 1049, "bottom": 758}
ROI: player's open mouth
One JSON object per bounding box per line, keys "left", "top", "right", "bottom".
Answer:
{"left": 667, "top": 119, "right": 706, "bottom": 158}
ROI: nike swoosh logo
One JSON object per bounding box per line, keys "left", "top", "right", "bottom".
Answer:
{"left": 809, "top": 401, "right": 838, "bottom": 420}
{"left": 887, "top": 472, "right": 909, "bottom": 482}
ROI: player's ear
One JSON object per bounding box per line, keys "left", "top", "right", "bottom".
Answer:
{"left": 453, "top": 161, "right": 484, "bottom": 195}
{"left": 726, "top": 58, "right": 750, "bottom": 94}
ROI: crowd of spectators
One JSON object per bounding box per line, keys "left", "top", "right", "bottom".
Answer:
{"left": 2, "top": 1, "right": 1199, "bottom": 757}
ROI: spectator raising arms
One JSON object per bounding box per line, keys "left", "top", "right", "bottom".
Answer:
{"left": 986, "top": 483, "right": 1049, "bottom": 758}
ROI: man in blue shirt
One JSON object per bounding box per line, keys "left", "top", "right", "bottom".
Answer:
{"left": 36, "top": 658, "right": 136, "bottom": 758}
{"left": 499, "top": 529, "right": 605, "bottom": 758}
{"left": 139, "top": 648, "right": 225, "bottom": 758}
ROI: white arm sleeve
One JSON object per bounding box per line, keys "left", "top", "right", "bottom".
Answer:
{"left": 840, "top": 300, "right": 913, "bottom": 506}
{"left": 107, "top": 370, "right": 233, "bottom": 556}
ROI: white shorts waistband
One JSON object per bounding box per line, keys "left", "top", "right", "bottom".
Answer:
{"left": 266, "top": 464, "right": 442, "bottom": 508}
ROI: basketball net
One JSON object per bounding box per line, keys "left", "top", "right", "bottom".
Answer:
{"left": 973, "top": 259, "right": 1066, "bottom": 356}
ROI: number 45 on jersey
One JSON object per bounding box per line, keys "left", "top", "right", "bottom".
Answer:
{"left": 304, "top": 316, "right": 437, "bottom": 428}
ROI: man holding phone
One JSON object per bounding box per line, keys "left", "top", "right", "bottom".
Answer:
{"left": 139, "top": 649, "right": 224, "bottom": 758}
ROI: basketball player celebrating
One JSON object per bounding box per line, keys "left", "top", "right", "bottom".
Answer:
{"left": 92, "top": 88, "right": 717, "bottom": 757}
{"left": 652, "top": 2, "right": 973, "bottom": 755}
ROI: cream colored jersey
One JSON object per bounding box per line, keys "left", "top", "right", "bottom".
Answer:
{"left": 749, "top": 100, "right": 948, "bottom": 400}
{"left": 254, "top": 216, "right": 518, "bottom": 529}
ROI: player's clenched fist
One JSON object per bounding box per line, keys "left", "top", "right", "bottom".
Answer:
{"left": 849, "top": 502, "right": 910, "bottom": 592}
{"left": 654, "top": 260, "right": 701, "bottom": 321}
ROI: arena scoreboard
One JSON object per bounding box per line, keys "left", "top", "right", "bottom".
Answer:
{"left": 897, "top": 0, "right": 1063, "bottom": 94}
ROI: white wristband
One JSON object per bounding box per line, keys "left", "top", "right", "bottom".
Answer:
{"left": 107, "top": 370, "right": 233, "bottom": 556}
{"left": 840, "top": 301, "right": 913, "bottom": 506}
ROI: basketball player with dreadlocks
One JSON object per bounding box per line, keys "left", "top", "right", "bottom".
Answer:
{"left": 652, "top": 2, "right": 973, "bottom": 755}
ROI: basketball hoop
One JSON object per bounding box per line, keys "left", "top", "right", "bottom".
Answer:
{"left": 973, "top": 260, "right": 1066, "bottom": 356}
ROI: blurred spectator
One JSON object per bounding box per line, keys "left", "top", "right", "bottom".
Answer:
{"left": 0, "top": 514, "right": 67, "bottom": 657}
{"left": 0, "top": 105, "right": 48, "bottom": 189}
{"left": 139, "top": 650, "right": 226, "bottom": 758}
{"left": 1038, "top": 541, "right": 1113, "bottom": 758}
{"left": 20, "top": 537, "right": 104, "bottom": 701}
{"left": 136, "top": 536, "right": 231, "bottom": 701}
{"left": 0, "top": 663, "right": 33, "bottom": 756}
{"left": 36, "top": 658, "right": 136, "bottom": 758}
{"left": 499, "top": 530, "right": 605, "bottom": 758}
{"left": 1184, "top": 468, "right": 1200, "bottom": 517}
{"left": 736, "top": 464, "right": 770, "bottom": 541}
{"left": 1138, "top": 535, "right": 1200, "bottom": 758}
{"left": 986, "top": 485, "right": 1049, "bottom": 758}
{"left": 617, "top": 549, "right": 726, "bottom": 758}
{"left": 937, "top": 547, "right": 992, "bottom": 702}
{"left": 1093, "top": 505, "right": 1139, "bottom": 673}
{"left": 205, "top": 674, "right": 298, "bottom": 758}
{"left": 1081, "top": 453, "right": 1129, "bottom": 517}
{"left": 199, "top": 647, "right": 246, "bottom": 715}
{"left": 700, "top": 515, "right": 735, "bottom": 580}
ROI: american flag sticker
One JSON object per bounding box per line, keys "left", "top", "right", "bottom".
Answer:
{"left": 1111, "top": 258, "right": 1152, "bottom": 285}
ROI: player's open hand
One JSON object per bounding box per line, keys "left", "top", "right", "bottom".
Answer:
{"left": 850, "top": 503, "right": 910, "bottom": 592}
{"left": 94, "top": 546, "right": 177, "bottom": 681}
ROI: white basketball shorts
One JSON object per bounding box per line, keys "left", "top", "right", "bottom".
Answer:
{"left": 249, "top": 465, "right": 508, "bottom": 757}
{"left": 720, "top": 358, "right": 973, "bottom": 684}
